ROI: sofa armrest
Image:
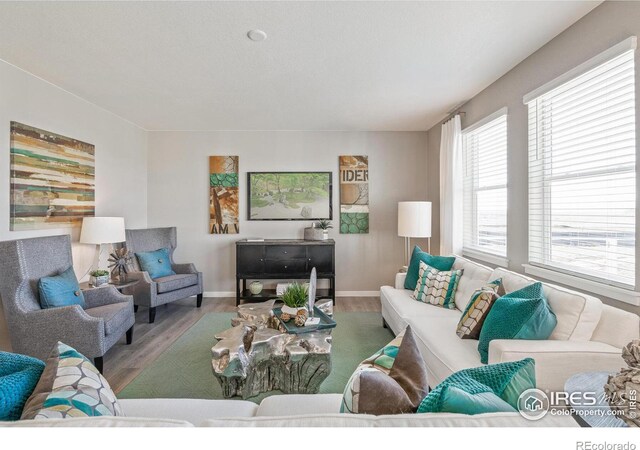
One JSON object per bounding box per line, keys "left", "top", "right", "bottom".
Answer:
{"left": 488, "top": 339, "right": 624, "bottom": 393}
{"left": 395, "top": 273, "right": 407, "bottom": 290}
{"left": 172, "top": 263, "right": 199, "bottom": 275}
{"left": 83, "top": 285, "right": 132, "bottom": 309}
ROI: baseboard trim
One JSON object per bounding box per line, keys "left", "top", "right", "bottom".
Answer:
{"left": 203, "top": 291, "right": 379, "bottom": 298}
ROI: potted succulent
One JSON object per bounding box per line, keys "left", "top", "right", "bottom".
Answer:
{"left": 316, "top": 220, "right": 333, "bottom": 239}
{"left": 280, "top": 282, "right": 309, "bottom": 326}
{"left": 89, "top": 269, "right": 110, "bottom": 287}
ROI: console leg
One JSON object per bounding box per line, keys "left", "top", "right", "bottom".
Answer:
{"left": 149, "top": 307, "right": 156, "bottom": 324}
{"left": 94, "top": 356, "right": 104, "bottom": 374}
{"left": 196, "top": 293, "right": 203, "bottom": 308}
{"left": 126, "top": 325, "right": 134, "bottom": 345}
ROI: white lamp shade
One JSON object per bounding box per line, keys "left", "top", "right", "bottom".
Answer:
{"left": 80, "top": 217, "right": 126, "bottom": 244}
{"left": 398, "top": 202, "right": 432, "bottom": 238}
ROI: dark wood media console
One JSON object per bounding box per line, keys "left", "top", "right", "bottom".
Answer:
{"left": 235, "top": 239, "right": 335, "bottom": 306}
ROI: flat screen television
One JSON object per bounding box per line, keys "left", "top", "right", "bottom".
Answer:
{"left": 247, "top": 172, "right": 333, "bottom": 221}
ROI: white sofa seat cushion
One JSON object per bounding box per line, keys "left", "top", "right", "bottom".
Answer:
{"left": 488, "top": 339, "right": 624, "bottom": 393}
{"left": 489, "top": 268, "right": 602, "bottom": 341}
{"left": 451, "top": 257, "right": 493, "bottom": 311}
{"left": 118, "top": 398, "right": 258, "bottom": 425}
{"left": 406, "top": 313, "right": 481, "bottom": 387}
{"left": 201, "top": 412, "right": 577, "bottom": 427}
{"left": 257, "top": 394, "right": 342, "bottom": 416}
{"left": 381, "top": 285, "right": 462, "bottom": 335}
{"left": 1, "top": 417, "right": 192, "bottom": 427}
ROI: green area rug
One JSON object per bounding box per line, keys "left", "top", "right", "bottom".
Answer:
{"left": 118, "top": 312, "right": 394, "bottom": 403}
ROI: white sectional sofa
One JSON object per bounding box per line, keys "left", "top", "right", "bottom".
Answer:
{"left": 4, "top": 395, "right": 577, "bottom": 426}
{"left": 380, "top": 255, "right": 640, "bottom": 393}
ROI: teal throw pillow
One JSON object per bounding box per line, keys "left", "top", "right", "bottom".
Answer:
{"left": 417, "top": 358, "right": 536, "bottom": 414}
{"left": 477, "top": 282, "right": 557, "bottom": 364}
{"left": 404, "top": 246, "right": 456, "bottom": 290}
{"left": 135, "top": 248, "right": 176, "bottom": 279}
{"left": 38, "top": 266, "right": 85, "bottom": 309}
{"left": 0, "top": 352, "right": 45, "bottom": 421}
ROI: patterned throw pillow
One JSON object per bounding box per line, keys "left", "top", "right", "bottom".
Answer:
{"left": 0, "top": 352, "right": 45, "bottom": 421}
{"left": 478, "top": 282, "right": 557, "bottom": 364}
{"left": 417, "top": 358, "right": 536, "bottom": 414}
{"left": 404, "top": 246, "right": 456, "bottom": 290}
{"left": 21, "top": 342, "right": 123, "bottom": 419}
{"left": 456, "top": 278, "right": 504, "bottom": 339}
{"left": 412, "top": 261, "right": 463, "bottom": 309}
{"left": 341, "top": 327, "right": 429, "bottom": 415}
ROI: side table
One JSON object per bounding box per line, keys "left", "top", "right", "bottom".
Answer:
{"left": 564, "top": 371, "right": 627, "bottom": 427}
{"left": 80, "top": 279, "right": 139, "bottom": 294}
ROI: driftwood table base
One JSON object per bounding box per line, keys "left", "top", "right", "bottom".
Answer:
{"left": 211, "top": 300, "right": 333, "bottom": 399}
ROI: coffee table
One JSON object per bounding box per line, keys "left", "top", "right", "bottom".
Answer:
{"left": 211, "top": 299, "right": 333, "bottom": 399}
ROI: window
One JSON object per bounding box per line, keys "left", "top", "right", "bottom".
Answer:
{"left": 526, "top": 40, "right": 636, "bottom": 288}
{"left": 462, "top": 109, "right": 508, "bottom": 260}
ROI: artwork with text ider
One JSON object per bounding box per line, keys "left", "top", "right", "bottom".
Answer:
{"left": 209, "top": 155, "right": 239, "bottom": 234}
{"left": 339, "top": 155, "right": 369, "bottom": 234}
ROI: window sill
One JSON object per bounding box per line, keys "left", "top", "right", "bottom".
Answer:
{"left": 462, "top": 248, "right": 509, "bottom": 268}
{"left": 522, "top": 264, "right": 640, "bottom": 306}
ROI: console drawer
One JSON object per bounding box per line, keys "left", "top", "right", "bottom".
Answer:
{"left": 264, "top": 259, "right": 307, "bottom": 274}
{"left": 265, "top": 246, "right": 306, "bottom": 260}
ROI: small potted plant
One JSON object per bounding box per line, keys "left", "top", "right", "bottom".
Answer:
{"left": 316, "top": 220, "right": 333, "bottom": 239}
{"left": 280, "top": 282, "right": 308, "bottom": 326}
{"left": 89, "top": 269, "right": 110, "bottom": 287}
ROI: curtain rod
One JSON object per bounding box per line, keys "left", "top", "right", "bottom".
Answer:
{"left": 441, "top": 111, "right": 466, "bottom": 125}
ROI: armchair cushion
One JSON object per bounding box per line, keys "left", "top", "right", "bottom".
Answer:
{"left": 38, "top": 266, "right": 85, "bottom": 309}
{"left": 21, "top": 342, "right": 123, "bottom": 420}
{"left": 85, "top": 303, "right": 134, "bottom": 335}
{"left": 135, "top": 248, "right": 176, "bottom": 279}
{"left": 155, "top": 274, "right": 199, "bottom": 294}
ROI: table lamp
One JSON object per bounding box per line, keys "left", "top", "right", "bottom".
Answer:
{"left": 80, "top": 217, "right": 126, "bottom": 272}
{"left": 398, "top": 201, "right": 432, "bottom": 267}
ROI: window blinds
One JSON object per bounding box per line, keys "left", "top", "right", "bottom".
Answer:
{"left": 462, "top": 112, "right": 508, "bottom": 258}
{"left": 527, "top": 48, "right": 636, "bottom": 287}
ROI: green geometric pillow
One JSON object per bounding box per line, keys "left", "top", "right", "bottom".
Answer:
{"left": 0, "top": 352, "right": 45, "bottom": 421}
{"left": 417, "top": 358, "right": 536, "bottom": 414}
{"left": 404, "top": 246, "right": 456, "bottom": 290}
{"left": 413, "top": 261, "right": 463, "bottom": 309}
{"left": 477, "top": 282, "right": 557, "bottom": 364}
{"left": 21, "top": 342, "right": 123, "bottom": 419}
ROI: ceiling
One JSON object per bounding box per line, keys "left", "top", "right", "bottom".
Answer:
{"left": 0, "top": 1, "right": 600, "bottom": 131}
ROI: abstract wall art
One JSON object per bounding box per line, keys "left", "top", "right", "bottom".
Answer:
{"left": 339, "top": 155, "right": 369, "bottom": 234}
{"left": 209, "top": 155, "right": 239, "bottom": 234}
{"left": 247, "top": 172, "right": 332, "bottom": 221}
{"left": 10, "top": 121, "right": 95, "bottom": 230}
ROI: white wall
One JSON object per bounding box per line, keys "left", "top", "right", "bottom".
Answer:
{"left": 0, "top": 59, "right": 149, "bottom": 278}
{"left": 426, "top": 1, "right": 640, "bottom": 313}
{"left": 147, "top": 131, "right": 429, "bottom": 294}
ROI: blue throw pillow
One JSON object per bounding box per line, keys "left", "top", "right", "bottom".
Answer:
{"left": 135, "top": 248, "right": 176, "bottom": 279}
{"left": 417, "top": 358, "right": 536, "bottom": 414}
{"left": 404, "top": 246, "right": 456, "bottom": 290}
{"left": 0, "top": 352, "right": 45, "bottom": 421}
{"left": 38, "top": 266, "right": 85, "bottom": 309}
{"left": 478, "top": 282, "right": 557, "bottom": 364}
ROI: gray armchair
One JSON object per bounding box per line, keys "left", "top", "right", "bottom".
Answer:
{"left": 125, "top": 227, "right": 203, "bottom": 323}
{"left": 0, "top": 235, "right": 134, "bottom": 372}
